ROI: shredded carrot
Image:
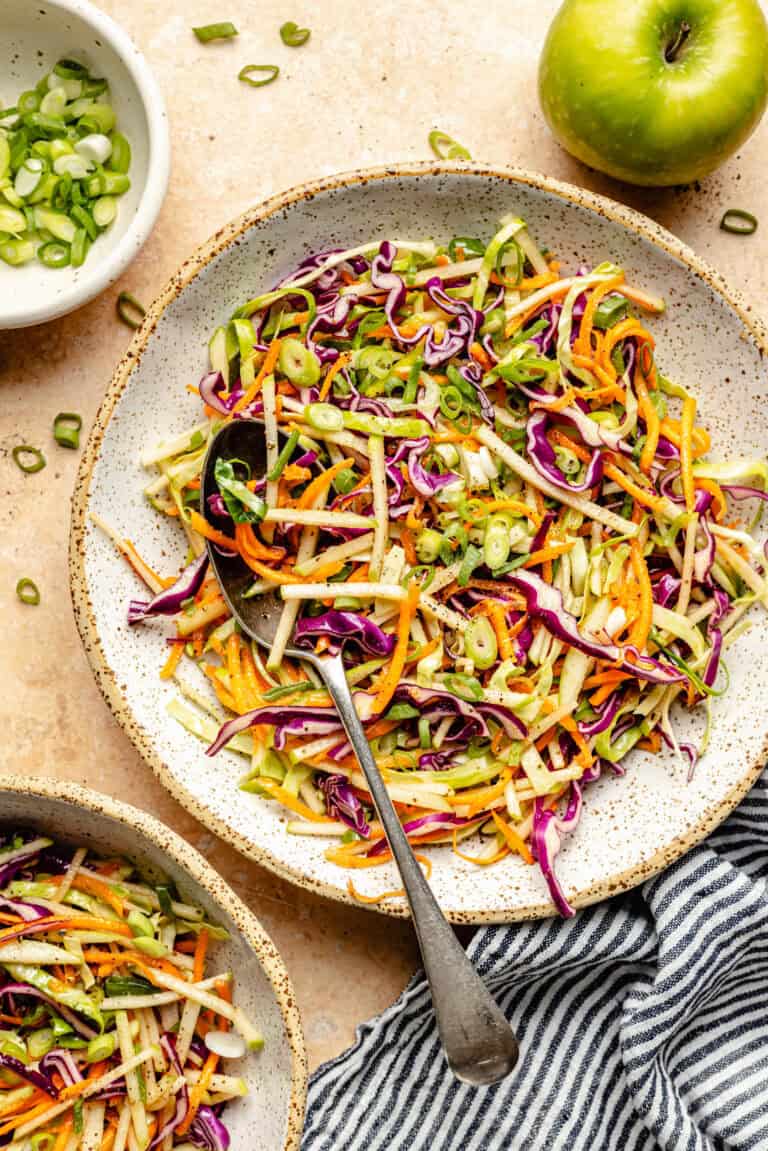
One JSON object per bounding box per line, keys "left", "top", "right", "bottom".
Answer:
{"left": 54, "top": 1117, "right": 74, "bottom": 1151}
{"left": 0, "top": 915, "right": 132, "bottom": 944}
{"left": 523, "top": 541, "right": 575, "bottom": 568}
{"left": 0, "top": 1099, "right": 57, "bottom": 1136}
{"left": 659, "top": 417, "right": 710, "bottom": 458}
{"left": 572, "top": 274, "right": 625, "bottom": 357}
{"left": 452, "top": 830, "right": 510, "bottom": 867}
{"left": 584, "top": 670, "right": 632, "bottom": 689}
{"left": 296, "top": 457, "right": 356, "bottom": 509}
{"left": 235, "top": 522, "right": 285, "bottom": 563}
{"left": 255, "top": 777, "right": 336, "bottom": 822}
{"left": 504, "top": 281, "right": 573, "bottom": 338}
{"left": 187, "top": 509, "right": 236, "bottom": 552}
{"left": 694, "top": 477, "right": 726, "bottom": 521}
{"left": 192, "top": 928, "right": 209, "bottom": 984}
{"left": 492, "top": 812, "right": 534, "bottom": 864}
{"left": 347, "top": 881, "right": 406, "bottom": 904}
{"left": 373, "top": 582, "right": 420, "bottom": 714}
{"left": 69, "top": 874, "right": 126, "bottom": 917}
{"left": 160, "top": 641, "right": 184, "bottom": 680}
{"left": 680, "top": 395, "right": 697, "bottom": 514}
{"left": 488, "top": 602, "right": 513, "bottom": 661}
{"left": 399, "top": 526, "right": 417, "bottom": 566}
{"left": 318, "top": 353, "right": 351, "bottom": 401}
{"left": 637, "top": 730, "right": 662, "bottom": 753}
{"left": 231, "top": 338, "right": 282, "bottom": 414}
{"left": 633, "top": 354, "right": 660, "bottom": 474}
{"left": 469, "top": 341, "right": 492, "bottom": 371}
{"left": 628, "top": 538, "right": 653, "bottom": 650}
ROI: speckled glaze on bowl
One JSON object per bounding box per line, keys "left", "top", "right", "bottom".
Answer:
{"left": 70, "top": 163, "right": 768, "bottom": 923}
{"left": 0, "top": 776, "right": 306, "bottom": 1149}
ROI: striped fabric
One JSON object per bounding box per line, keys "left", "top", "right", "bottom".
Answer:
{"left": 302, "top": 772, "right": 768, "bottom": 1151}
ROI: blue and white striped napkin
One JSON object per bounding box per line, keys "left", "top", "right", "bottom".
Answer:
{"left": 302, "top": 771, "right": 768, "bottom": 1151}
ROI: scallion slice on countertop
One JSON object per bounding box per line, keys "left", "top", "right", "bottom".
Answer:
{"left": 16, "top": 577, "right": 40, "bottom": 605}
{"left": 53, "top": 411, "right": 83, "bottom": 450}
{"left": 280, "top": 21, "right": 311, "bottom": 46}
{"left": 428, "top": 130, "right": 472, "bottom": 160}
{"left": 116, "top": 291, "right": 146, "bottom": 329}
{"left": 720, "top": 209, "right": 758, "bottom": 236}
{"left": 238, "top": 64, "right": 280, "bottom": 87}
{"left": 193, "top": 21, "right": 239, "bottom": 42}
{"left": 12, "top": 444, "right": 46, "bottom": 473}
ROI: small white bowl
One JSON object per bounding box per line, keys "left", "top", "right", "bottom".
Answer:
{"left": 1, "top": 0, "right": 170, "bottom": 329}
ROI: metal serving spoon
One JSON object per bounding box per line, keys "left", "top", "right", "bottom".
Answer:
{"left": 201, "top": 419, "right": 519, "bottom": 1086}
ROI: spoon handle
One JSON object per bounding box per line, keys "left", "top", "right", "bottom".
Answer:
{"left": 314, "top": 653, "right": 519, "bottom": 1086}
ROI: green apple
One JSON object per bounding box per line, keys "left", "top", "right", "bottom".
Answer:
{"left": 538, "top": 0, "right": 768, "bottom": 186}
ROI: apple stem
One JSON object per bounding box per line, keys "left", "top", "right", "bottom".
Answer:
{"left": 664, "top": 20, "right": 691, "bottom": 64}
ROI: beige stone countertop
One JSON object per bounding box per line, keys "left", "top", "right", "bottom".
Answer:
{"left": 2, "top": 0, "right": 767, "bottom": 1072}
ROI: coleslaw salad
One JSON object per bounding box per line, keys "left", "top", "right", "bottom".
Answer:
{"left": 0, "top": 832, "right": 259, "bottom": 1150}
{"left": 95, "top": 215, "right": 768, "bottom": 916}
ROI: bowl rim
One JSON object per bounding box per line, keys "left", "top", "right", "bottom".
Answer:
{"left": 69, "top": 159, "right": 768, "bottom": 923}
{"left": 0, "top": 772, "right": 308, "bottom": 1149}
{"left": 0, "top": 0, "right": 170, "bottom": 330}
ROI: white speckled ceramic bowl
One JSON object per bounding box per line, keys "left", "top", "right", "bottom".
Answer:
{"left": 0, "top": 776, "right": 306, "bottom": 1149}
{"left": 70, "top": 163, "right": 768, "bottom": 923}
{"left": 1, "top": 0, "right": 169, "bottom": 329}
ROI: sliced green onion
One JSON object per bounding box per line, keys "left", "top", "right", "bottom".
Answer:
{"left": 28, "top": 1029, "right": 55, "bottom": 1060}
{"left": 53, "top": 411, "right": 83, "bottom": 449}
{"left": 263, "top": 680, "right": 316, "bottom": 701}
{"left": 70, "top": 227, "right": 88, "bottom": 266}
{"left": 280, "top": 21, "right": 311, "bottom": 46}
{"left": 54, "top": 58, "right": 88, "bottom": 79}
{"left": 428, "top": 130, "right": 472, "bottom": 161}
{"left": 85, "top": 171, "right": 130, "bottom": 197}
{"left": 483, "top": 512, "right": 512, "bottom": 569}
{"left": 385, "top": 702, "right": 420, "bottom": 720}
{"left": 117, "top": 291, "right": 146, "bottom": 329}
{"left": 448, "top": 236, "right": 485, "bottom": 260}
{"left": 104, "top": 974, "right": 157, "bottom": 997}
{"left": 438, "top": 384, "right": 464, "bottom": 421}
{"left": 109, "top": 131, "right": 131, "bottom": 174}
{"left": 86, "top": 1033, "right": 116, "bottom": 1063}
{"left": 92, "top": 195, "right": 117, "bottom": 227}
{"left": 279, "top": 337, "right": 321, "bottom": 385}
{"left": 238, "top": 64, "right": 280, "bottom": 88}
{"left": 37, "top": 240, "right": 70, "bottom": 268}
{"left": 193, "top": 21, "right": 239, "bottom": 42}
{"left": 16, "top": 578, "right": 40, "bottom": 605}
{"left": 306, "top": 401, "right": 344, "bottom": 431}
{"left": 267, "top": 428, "right": 300, "bottom": 481}
{"left": 332, "top": 467, "right": 358, "bottom": 495}
{"left": 457, "top": 543, "right": 483, "bottom": 587}
{"left": 464, "top": 616, "right": 498, "bottom": 669}
{"left": 416, "top": 528, "right": 442, "bottom": 564}
{"left": 593, "top": 295, "right": 630, "bottom": 329}
{"left": 720, "top": 209, "right": 757, "bottom": 236}
{"left": 156, "top": 885, "right": 174, "bottom": 917}
{"left": 18, "top": 90, "right": 41, "bottom": 115}
{"left": 127, "top": 909, "right": 154, "bottom": 937}
{"left": 83, "top": 103, "right": 116, "bottom": 134}
{"left": 0, "top": 238, "right": 35, "bottom": 265}
{"left": 442, "top": 672, "right": 483, "bottom": 701}
{"left": 12, "top": 445, "right": 46, "bottom": 473}
{"left": 70, "top": 203, "right": 97, "bottom": 240}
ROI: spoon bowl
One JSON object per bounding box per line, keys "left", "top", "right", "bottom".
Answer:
{"left": 200, "top": 419, "right": 294, "bottom": 650}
